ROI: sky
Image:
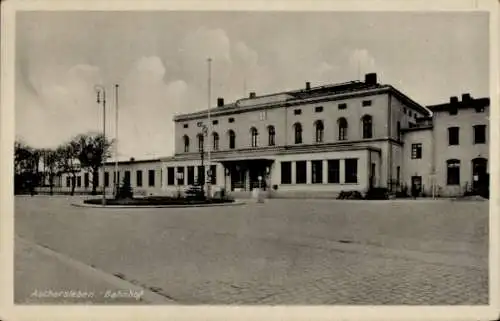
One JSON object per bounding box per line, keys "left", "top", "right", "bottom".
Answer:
{"left": 15, "top": 10, "right": 489, "bottom": 160}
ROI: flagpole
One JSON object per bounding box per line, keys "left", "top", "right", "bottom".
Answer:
{"left": 114, "top": 84, "right": 119, "bottom": 198}
{"left": 207, "top": 58, "right": 212, "bottom": 199}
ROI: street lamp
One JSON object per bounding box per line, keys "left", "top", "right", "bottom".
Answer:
{"left": 95, "top": 85, "right": 107, "bottom": 206}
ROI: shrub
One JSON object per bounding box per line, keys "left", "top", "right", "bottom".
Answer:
{"left": 116, "top": 176, "right": 133, "bottom": 199}
{"left": 365, "top": 187, "right": 389, "bottom": 200}
{"left": 337, "top": 190, "right": 364, "bottom": 200}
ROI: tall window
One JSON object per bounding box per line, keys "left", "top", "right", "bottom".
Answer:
{"left": 77, "top": 176, "right": 82, "bottom": 187}
{"left": 187, "top": 166, "right": 195, "bottom": 185}
{"left": 338, "top": 118, "right": 348, "bottom": 141}
{"left": 295, "top": 161, "right": 307, "bottom": 184}
{"left": 148, "top": 169, "right": 155, "bottom": 187}
{"left": 446, "top": 159, "right": 460, "bottom": 185}
{"left": 362, "top": 115, "right": 373, "bottom": 139}
{"left": 250, "top": 127, "right": 258, "bottom": 147}
{"left": 397, "top": 121, "right": 401, "bottom": 140}
{"left": 228, "top": 130, "right": 236, "bottom": 149}
{"left": 312, "top": 160, "right": 323, "bottom": 184}
{"left": 136, "top": 170, "right": 143, "bottom": 187}
{"left": 314, "top": 120, "right": 324, "bottom": 143}
{"left": 448, "top": 127, "right": 459, "bottom": 145}
{"left": 411, "top": 143, "right": 422, "bottom": 159}
{"left": 197, "top": 134, "right": 204, "bottom": 152}
{"left": 124, "top": 171, "right": 131, "bottom": 185}
{"left": 327, "top": 159, "right": 340, "bottom": 183}
{"left": 183, "top": 135, "right": 190, "bottom": 152}
{"left": 84, "top": 173, "right": 89, "bottom": 188}
{"left": 177, "top": 167, "right": 185, "bottom": 185}
{"left": 344, "top": 158, "right": 358, "bottom": 183}
{"left": 66, "top": 176, "right": 71, "bottom": 187}
{"left": 268, "top": 126, "right": 275, "bottom": 146}
{"left": 167, "top": 167, "right": 175, "bottom": 185}
{"left": 104, "top": 172, "right": 109, "bottom": 187}
{"left": 473, "top": 125, "right": 486, "bottom": 144}
{"left": 294, "top": 123, "right": 302, "bottom": 144}
{"left": 212, "top": 132, "right": 219, "bottom": 150}
{"left": 281, "top": 161, "right": 292, "bottom": 184}
{"left": 210, "top": 165, "right": 217, "bottom": 185}
{"left": 197, "top": 165, "right": 205, "bottom": 185}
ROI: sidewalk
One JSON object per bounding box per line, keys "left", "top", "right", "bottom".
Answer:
{"left": 14, "top": 237, "right": 174, "bottom": 305}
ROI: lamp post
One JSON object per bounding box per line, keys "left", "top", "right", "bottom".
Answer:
{"left": 95, "top": 85, "right": 106, "bottom": 206}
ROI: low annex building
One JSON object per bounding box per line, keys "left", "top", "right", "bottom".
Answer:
{"left": 59, "top": 73, "right": 489, "bottom": 198}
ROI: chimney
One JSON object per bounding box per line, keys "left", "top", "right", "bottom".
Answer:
{"left": 461, "top": 93, "right": 471, "bottom": 102}
{"left": 306, "top": 82, "right": 311, "bottom": 90}
{"left": 217, "top": 97, "right": 224, "bottom": 107}
{"left": 365, "top": 73, "right": 377, "bottom": 85}
{"left": 450, "top": 96, "right": 459, "bottom": 104}
{"left": 249, "top": 92, "right": 256, "bottom": 99}
{"left": 130, "top": 157, "right": 135, "bottom": 162}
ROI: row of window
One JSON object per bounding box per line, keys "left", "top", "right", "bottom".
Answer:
{"left": 280, "top": 159, "right": 358, "bottom": 185}
{"left": 183, "top": 116, "right": 375, "bottom": 152}
{"left": 446, "top": 158, "right": 487, "bottom": 185}
{"left": 448, "top": 125, "right": 486, "bottom": 145}
{"left": 65, "top": 170, "right": 157, "bottom": 188}
{"left": 166, "top": 165, "right": 217, "bottom": 186}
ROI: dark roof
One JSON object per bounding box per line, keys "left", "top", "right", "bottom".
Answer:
{"left": 427, "top": 97, "right": 490, "bottom": 112}
{"left": 173, "top": 79, "right": 430, "bottom": 121}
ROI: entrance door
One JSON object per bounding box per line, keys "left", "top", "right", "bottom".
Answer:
{"left": 472, "top": 158, "right": 488, "bottom": 194}
{"left": 411, "top": 176, "right": 422, "bottom": 197}
{"left": 230, "top": 164, "right": 245, "bottom": 191}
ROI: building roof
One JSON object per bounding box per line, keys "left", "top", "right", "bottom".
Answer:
{"left": 173, "top": 75, "right": 432, "bottom": 121}
{"left": 427, "top": 97, "right": 490, "bottom": 112}
{"left": 103, "top": 158, "right": 162, "bottom": 166}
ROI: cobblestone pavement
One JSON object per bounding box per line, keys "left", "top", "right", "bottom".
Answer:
{"left": 14, "top": 196, "right": 489, "bottom": 305}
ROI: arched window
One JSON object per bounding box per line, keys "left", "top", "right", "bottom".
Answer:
{"left": 228, "top": 130, "right": 236, "bottom": 149}
{"left": 362, "top": 115, "right": 373, "bottom": 139}
{"left": 314, "top": 120, "right": 324, "bottom": 143}
{"left": 446, "top": 159, "right": 460, "bottom": 185}
{"left": 268, "top": 125, "right": 275, "bottom": 146}
{"left": 294, "top": 123, "right": 302, "bottom": 144}
{"left": 338, "top": 118, "right": 348, "bottom": 141}
{"left": 212, "top": 132, "right": 219, "bottom": 151}
{"left": 250, "top": 127, "right": 259, "bottom": 147}
{"left": 197, "top": 134, "right": 204, "bottom": 152}
{"left": 183, "top": 135, "right": 190, "bottom": 152}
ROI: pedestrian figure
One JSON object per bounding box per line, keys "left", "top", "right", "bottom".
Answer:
{"left": 411, "top": 184, "right": 418, "bottom": 199}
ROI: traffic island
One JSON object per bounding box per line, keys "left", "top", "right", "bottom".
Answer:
{"left": 72, "top": 196, "right": 244, "bottom": 208}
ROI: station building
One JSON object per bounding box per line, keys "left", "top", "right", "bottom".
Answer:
{"left": 60, "top": 73, "right": 490, "bottom": 198}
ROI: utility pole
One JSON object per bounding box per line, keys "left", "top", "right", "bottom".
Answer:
{"left": 207, "top": 57, "right": 212, "bottom": 199}
{"left": 114, "top": 84, "right": 119, "bottom": 198}
{"left": 95, "top": 85, "right": 106, "bottom": 206}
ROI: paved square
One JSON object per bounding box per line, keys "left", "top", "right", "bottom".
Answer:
{"left": 15, "top": 196, "right": 488, "bottom": 305}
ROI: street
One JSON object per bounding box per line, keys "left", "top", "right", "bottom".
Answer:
{"left": 15, "top": 196, "right": 488, "bottom": 305}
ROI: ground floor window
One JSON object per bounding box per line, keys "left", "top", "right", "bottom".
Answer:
{"left": 136, "top": 170, "right": 143, "bottom": 187}
{"left": 124, "top": 171, "right": 131, "bottom": 185}
{"left": 104, "top": 172, "right": 109, "bottom": 187}
{"left": 177, "top": 167, "right": 185, "bottom": 185}
{"left": 210, "top": 165, "right": 217, "bottom": 185}
{"left": 66, "top": 176, "right": 71, "bottom": 187}
{"left": 84, "top": 173, "right": 89, "bottom": 188}
{"left": 148, "top": 170, "right": 155, "bottom": 187}
{"left": 281, "top": 161, "right": 292, "bottom": 184}
{"left": 187, "top": 166, "right": 195, "bottom": 185}
{"left": 328, "top": 160, "right": 340, "bottom": 183}
{"left": 311, "top": 160, "right": 323, "bottom": 184}
{"left": 77, "top": 176, "right": 82, "bottom": 187}
{"left": 446, "top": 159, "right": 460, "bottom": 185}
{"left": 344, "top": 158, "right": 358, "bottom": 183}
{"left": 295, "top": 161, "right": 307, "bottom": 184}
{"left": 197, "top": 165, "right": 205, "bottom": 185}
{"left": 167, "top": 167, "right": 175, "bottom": 186}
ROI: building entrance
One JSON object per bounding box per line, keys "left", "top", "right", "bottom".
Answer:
{"left": 472, "top": 158, "right": 488, "bottom": 197}
{"left": 223, "top": 159, "right": 273, "bottom": 191}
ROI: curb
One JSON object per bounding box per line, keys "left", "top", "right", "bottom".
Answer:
{"left": 16, "top": 236, "right": 175, "bottom": 304}
{"left": 71, "top": 200, "right": 246, "bottom": 209}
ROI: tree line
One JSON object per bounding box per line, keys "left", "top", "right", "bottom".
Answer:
{"left": 14, "top": 133, "right": 113, "bottom": 195}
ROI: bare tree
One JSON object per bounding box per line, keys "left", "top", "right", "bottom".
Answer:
{"left": 56, "top": 142, "right": 80, "bottom": 196}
